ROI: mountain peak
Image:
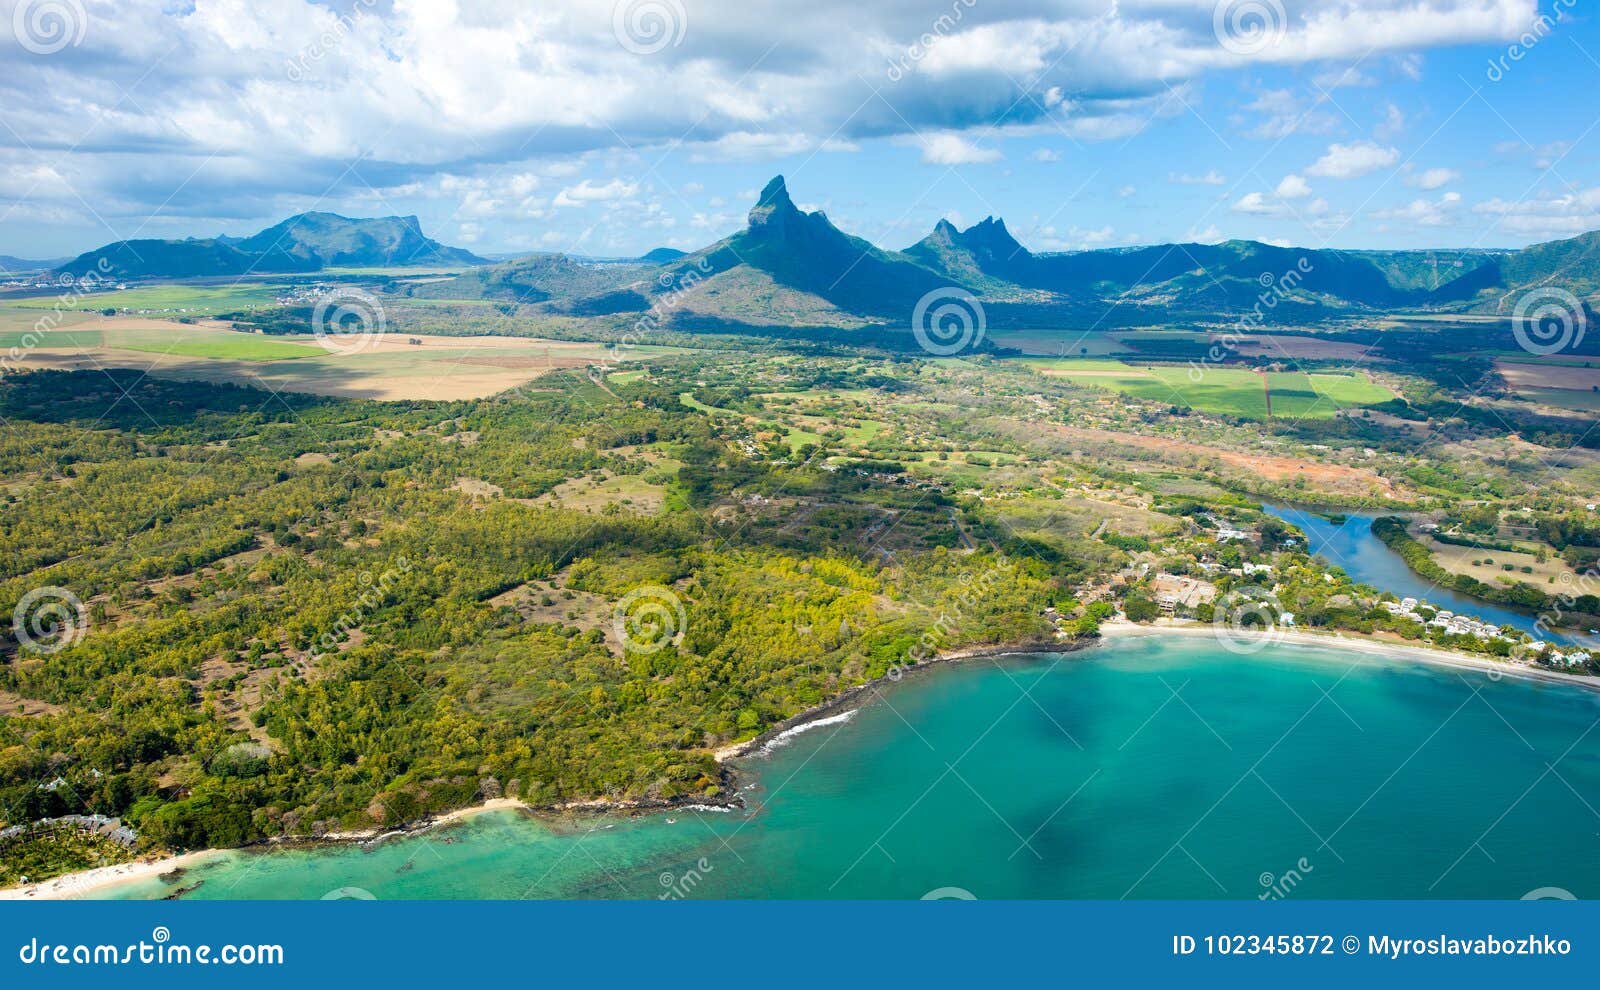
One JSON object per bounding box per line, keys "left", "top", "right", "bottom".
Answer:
{"left": 749, "top": 175, "right": 799, "bottom": 229}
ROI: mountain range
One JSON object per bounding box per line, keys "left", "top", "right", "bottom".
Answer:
{"left": 45, "top": 178, "right": 1600, "bottom": 328}
{"left": 54, "top": 213, "right": 487, "bottom": 278}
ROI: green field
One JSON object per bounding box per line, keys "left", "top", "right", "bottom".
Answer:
{"left": 1022, "top": 359, "right": 1393, "bottom": 420}
{"left": 11, "top": 283, "right": 280, "bottom": 314}
{"left": 0, "top": 329, "right": 103, "bottom": 348}
{"left": 119, "top": 333, "right": 323, "bottom": 361}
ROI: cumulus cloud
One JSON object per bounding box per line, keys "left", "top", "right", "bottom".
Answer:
{"left": 1374, "top": 191, "right": 1462, "bottom": 226}
{"left": 1306, "top": 141, "right": 1401, "bottom": 179}
{"left": 1408, "top": 167, "right": 1460, "bottom": 190}
{"left": 915, "top": 133, "right": 1001, "bottom": 165}
{"left": 0, "top": 0, "right": 1540, "bottom": 250}
{"left": 553, "top": 179, "right": 640, "bottom": 208}
{"left": 1275, "top": 174, "right": 1312, "bottom": 199}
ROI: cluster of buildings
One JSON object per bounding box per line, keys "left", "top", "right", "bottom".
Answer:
{"left": 1524, "top": 642, "right": 1594, "bottom": 668}
{"left": 1379, "top": 598, "right": 1507, "bottom": 641}
{"left": 0, "top": 814, "right": 138, "bottom": 850}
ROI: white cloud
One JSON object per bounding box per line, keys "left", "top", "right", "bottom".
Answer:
{"left": 1409, "top": 168, "right": 1460, "bottom": 190}
{"left": 553, "top": 178, "right": 640, "bottom": 208}
{"left": 1275, "top": 174, "right": 1312, "bottom": 199}
{"left": 1170, "top": 170, "right": 1227, "bottom": 186}
{"left": 916, "top": 133, "right": 1002, "bottom": 165}
{"left": 1374, "top": 191, "right": 1462, "bottom": 227}
{"left": 0, "top": 0, "right": 1543, "bottom": 252}
{"left": 1473, "top": 187, "right": 1600, "bottom": 238}
{"left": 1306, "top": 141, "right": 1400, "bottom": 179}
{"left": 1375, "top": 103, "right": 1406, "bottom": 139}
{"left": 1232, "top": 192, "right": 1278, "bottom": 215}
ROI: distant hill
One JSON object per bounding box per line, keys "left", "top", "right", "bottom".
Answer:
{"left": 1432, "top": 229, "right": 1600, "bottom": 308}
{"left": 236, "top": 212, "right": 485, "bottom": 269}
{"left": 639, "top": 247, "right": 687, "bottom": 263}
{"left": 54, "top": 213, "right": 485, "bottom": 279}
{"left": 409, "top": 252, "right": 654, "bottom": 305}
{"left": 0, "top": 255, "right": 70, "bottom": 274}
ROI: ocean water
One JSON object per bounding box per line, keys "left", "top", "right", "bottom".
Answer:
{"left": 110, "top": 636, "right": 1600, "bottom": 900}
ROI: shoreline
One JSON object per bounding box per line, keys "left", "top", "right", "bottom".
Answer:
{"left": 1098, "top": 619, "right": 1600, "bottom": 692}
{"left": 9, "top": 626, "right": 1595, "bottom": 900}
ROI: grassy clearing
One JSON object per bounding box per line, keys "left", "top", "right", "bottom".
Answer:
{"left": 0, "top": 329, "right": 103, "bottom": 348}
{"left": 12, "top": 283, "right": 279, "bottom": 314}
{"left": 119, "top": 333, "right": 323, "bottom": 361}
{"left": 1021, "top": 358, "right": 1392, "bottom": 420}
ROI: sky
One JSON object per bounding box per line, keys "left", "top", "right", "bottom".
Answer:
{"left": 1, "top": 0, "right": 1597, "bottom": 260}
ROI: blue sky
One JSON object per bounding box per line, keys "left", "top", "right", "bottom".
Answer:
{"left": 1, "top": 0, "right": 1596, "bottom": 259}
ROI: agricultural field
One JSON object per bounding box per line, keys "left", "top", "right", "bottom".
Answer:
{"left": 1, "top": 311, "right": 694, "bottom": 400}
{"left": 1422, "top": 534, "right": 1580, "bottom": 586}
{"left": 1018, "top": 358, "right": 1394, "bottom": 420}
{"left": 9, "top": 282, "right": 281, "bottom": 315}
{"left": 1496, "top": 357, "right": 1600, "bottom": 412}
